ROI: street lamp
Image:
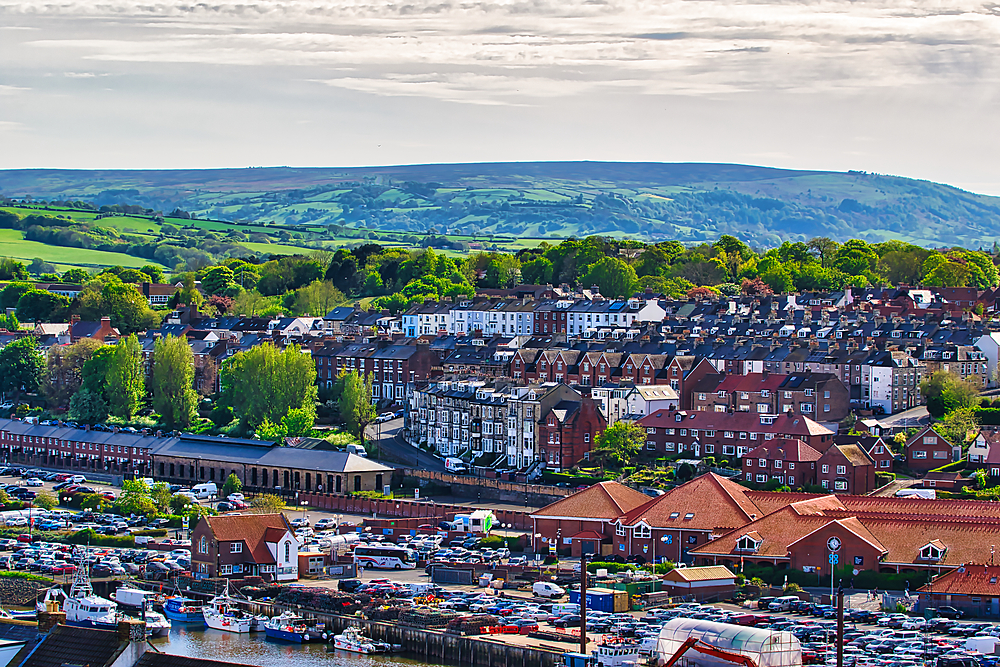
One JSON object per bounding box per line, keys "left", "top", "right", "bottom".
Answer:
{"left": 534, "top": 532, "right": 542, "bottom": 558}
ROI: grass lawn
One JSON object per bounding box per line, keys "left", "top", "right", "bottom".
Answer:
{"left": 0, "top": 229, "right": 168, "bottom": 269}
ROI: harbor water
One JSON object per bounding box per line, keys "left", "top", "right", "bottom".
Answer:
{"left": 150, "top": 624, "right": 424, "bottom": 667}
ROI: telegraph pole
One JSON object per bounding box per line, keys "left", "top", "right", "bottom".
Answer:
{"left": 836, "top": 580, "right": 844, "bottom": 667}
{"left": 579, "top": 551, "right": 588, "bottom": 655}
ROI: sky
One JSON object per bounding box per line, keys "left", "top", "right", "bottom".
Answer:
{"left": 1, "top": 0, "right": 999, "bottom": 194}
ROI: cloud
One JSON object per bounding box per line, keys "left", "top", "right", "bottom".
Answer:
{"left": 0, "top": 85, "right": 27, "bottom": 94}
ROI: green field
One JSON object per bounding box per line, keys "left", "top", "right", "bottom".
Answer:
{"left": 0, "top": 229, "right": 168, "bottom": 270}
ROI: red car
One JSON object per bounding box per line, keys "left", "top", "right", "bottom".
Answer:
{"left": 16, "top": 534, "right": 32, "bottom": 543}
{"left": 51, "top": 564, "right": 76, "bottom": 575}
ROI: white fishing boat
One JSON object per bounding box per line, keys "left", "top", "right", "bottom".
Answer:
{"left": 202, "top": 581, "right": 252, "bottom": 633}
{"left": 144, "top": 609, "right": 171, "bottom": 638}
{"left": 330, "top": 626, "right": 396, "bottom": 654}
{"left": 39, "top": 560, "right": 118, "bottom": 630}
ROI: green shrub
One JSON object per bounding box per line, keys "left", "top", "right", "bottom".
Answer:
{"left": 875, "top": 472, "right": 896, "bottom": 487}
{"left": 541, "top": 471, "right": 607, "bottom": 486}
{"left": 67, "top": 529, "right": 135, "bottom": 548}
{"left": 478, "top": 535, "right": 504, "bottom": 548}
{"left": 0, "top": 571, "right": 51, "bottom": 583}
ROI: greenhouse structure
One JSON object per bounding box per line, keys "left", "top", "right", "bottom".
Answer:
{"left": 655, "top": 619, "right": 802, "bottom": 667}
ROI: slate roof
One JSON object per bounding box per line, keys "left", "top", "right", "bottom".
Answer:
{"left": 21, "top": 624, "right": 124, "bottom": 667}
{"left": 135, "top": 653, "right": 257, "bottom": 667}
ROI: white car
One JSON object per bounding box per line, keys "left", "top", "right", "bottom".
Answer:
{"left": 25, "top": 479, "right": 42, "bottom": 487}
{"left": 4, "top": 517, "right": 26, "bottom": 527}
{"left": 227, "top": 493, "right": 244, "bottom": 502}
{"left": 900, "top": 618, "right": 926, "bottom": 630}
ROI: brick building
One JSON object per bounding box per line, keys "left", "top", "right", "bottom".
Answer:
{"left": 904, "top": 426, "right": 957, "bottom": 473}
{"left": 742, "top": 439, "right": 821, "bottom": 488}
{"left": 636, "top": 410, "right": 835, "bottom": 460}
{"left": 816, "top": 444, "right": 875, "bottom": 494}
{"left": 191, "top": 513, "right": 298, "bottom": 581}
{"left": 538, "top": 391, "right": 607, "bottom": 472}
{"left": 530, "top": 482, "right": 649, "bottom": 557}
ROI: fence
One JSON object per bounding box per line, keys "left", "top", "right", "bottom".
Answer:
{"left": 404, "top": 469, "right": 572, "bottom": 504}
{"left": 298, "top": 491, "right": 534, "bottom": 530}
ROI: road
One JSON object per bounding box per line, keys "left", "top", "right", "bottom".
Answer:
{"left": 876, "top": 406, "right": 929, "bottom": 429}
{"left": 366, "top": 418, "right": 445, "bottom": 472}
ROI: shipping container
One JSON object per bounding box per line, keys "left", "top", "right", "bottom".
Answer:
{"left": 569, "top": 587, "right": 628, "bottom": 614}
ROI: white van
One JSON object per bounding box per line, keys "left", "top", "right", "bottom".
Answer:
{"left": 551, "top": 602, "right": 580, "bottom": 614}
{"left": 532, "top": 582, "right": 565, "bottom": 598}
{"left": 191, "top": 482, "right": 218, "bottom": 499}
{"left": 444, "top": 457, "right": 468, "bottom": 474}
{"left": 346, "top": 443, "right": 367, "bottom": 458}
{"left": 767, "top": 595, "right": 800, "bottom": 612}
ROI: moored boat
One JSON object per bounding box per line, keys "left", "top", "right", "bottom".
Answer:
{"left": 263, "top": 611, "right": 323, "bottom": 643}
{"left": 329, "top": 626, "right": 396, "bottom": 654}
{"left": 163, "top": 597, "right": 206, "bottom": 624}
{"left": 202, "top": 580, "right": 255, "bottom": 633}
{"left": 144, "top": 609, "right": 171, "bottom": 637}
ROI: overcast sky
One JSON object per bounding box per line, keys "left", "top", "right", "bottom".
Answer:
{"left": 1, "top": 0, "right": 999, "bottom": 193}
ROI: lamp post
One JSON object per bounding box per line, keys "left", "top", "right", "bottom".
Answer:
{"left": 534, "top": 533, "right": 542, "bottom": 560}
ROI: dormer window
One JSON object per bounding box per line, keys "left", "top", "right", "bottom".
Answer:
{"left": 669, "top": 512, "right": 680, "bottom": 519}
{"left": 616, "top": 523, "right": 626, "bottom": 536}
{"left": 633, "top": 524, "right": 651, "bottom": 539}
{"left": 919, "top": 542, "right": 945, "bottom": 561}
{"left": 736, "top": 533, "right": 761, "bottom": 552}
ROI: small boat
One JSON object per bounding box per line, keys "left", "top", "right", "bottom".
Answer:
{"left": 202, "top": 581, "right": 254, "bottom": 633}
{"left": 40, "top": 562, "right": 118, "bottom": 630}
{"left": 264, "top": 611, "right": 323, "bottom": 643}
{"left": 144, "top": 609, "right": 171, "bottom": 638}
{"left": 329, "top": 626, "right": 396, "bottom": 653}
{"left": 113, "top": 584, "right": 158, "bottom": 612}
{"left": 592, "top": 635, "right": 644, "bottom": 667}
{"left": 163, "top": 597, "right": 206, "bottom": 624}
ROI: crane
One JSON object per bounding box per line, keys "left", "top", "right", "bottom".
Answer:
{"left": 661, "top": 637, "right": 759, "bottom": 667}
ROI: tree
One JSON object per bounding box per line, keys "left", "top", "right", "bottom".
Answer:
{"left": 150, "top": 483, "right": 172, "bottom": 512}
{"left": 151, "top": 335, "right": 198, "bottom": 430}
{"left": 580, "top": 257, "right": 637, "bottom": 298}
{"left": 116, "top": 268, "right": 147, "bottom": 284}
{"left": 339, "top": 370, "right": 376, "bottom": 447}
{"left": 43, "top": 338, "right": 102, "bottom": 407}
{"left": 105, "top": 334, "right": 145, "bottom": 420}
{"left": 920, "top": 370, "right": 979, "bottom": 418}
{"left": 807, "top": 237, "right": 840, "bottom": 268}
{"left": 140, "top": 265, "right": 165, "bottom": 283}
{"left": 169, "top": 493, "right": 193, "bottom": 513}
{"left": 221, "top": 473, "right": 243, "bottom": 499}
{"left": 594, "top": 421, "right": 644, "bottom": 466}
{"left": 938, "top": 406, "right": 980, "bottom": 447}
{"left": 77, "top": 275, "right": 161, "bottom": 334}
{"left": 117, "top": 479, "right": 156, "bottom": 515}
{"left": 16, "top": 290, "right": 70, "bottom": 322}
{"left": 220, "top": 342, "right": 317, "bottom": 431}
{"left": 250, "top": 494, "right": 286, "bottom": 514}
{"left": 201, "top": 266, "right": 236, "bottom": 295}
{"left": 292, "top": 280, "right": 345, "bottom": 316}
{"left": 0, "top": 282, "right": 33, "bottom": 311}
{"left": 61, "top": 268, "right": 91, "bottom": 283}
{"left": 0, "top": 312, "right": 18, "bottom": 332}
{"left": 0, "top": 337, "right": 44, "bottom": 401}
{"left": 173, "top": 274, "right": 205, "bottom": 308}
{"left": 0, "top": 258, "right": 28, "bottom": 281}
{"left": 520, "top": 257, "right": 553, "bottom": 285}
{"left": 282, "top": 406, "right": 315, "bottom": 437}
{"left": 69, "top": 388, "right": 109, "bottom": 424}
{"left": 33, "top": 491, "right": 57, "bottom": 510}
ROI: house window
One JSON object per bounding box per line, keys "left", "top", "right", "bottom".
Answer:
{"left": 284, "top": 542, "right": 290, "bottom": 562}
{"left": 913, "top": 450, "right": 927, "bottom": 459}
{"left": 634, "top": 524, "right": 651, "bottom": 539}
{"left": 220, "top": 565, "right": 233, "bottom": 575}
{"left": 774, "top": 460, "right": 782, "bottom": 469}
{"left": 835, "top": 480, "right": 847, "bottom": 491}
{"left": 584, "top": 433, "right": 590, "bottom": 443}
{"left": 923, "top": 436, "right": 937, "bottom": 444}
{"left": 822, "top": 464, "right": 829, "bottom": 473}
{"left": 756, "top": 474, "right": 766, "bottom": 483}
{"left": 933, "top": 451, "right": 947, "bottom": 459}
{"left": 759, "top": 459, "right": 766, "bottom": 467}
{"left": 616, "top": 523, "right": 626, "bottom": 536}
{"left": 230, "top": 542, "right": 242, "bottom": 553}
{"left": 787, "top": 475, "right": 794, "bottom": 485}
{"left": 200, "top": 536, "right": 208, "bottom": 554}
{"left": 881, "top": 460, "right": 890, "bottom": 468}
{"left": 837, "top": 465, "right": 846, "bottom": 475}
{"left": 821, "top": 479, "right": 829, "bottom": 488}
{"left": 745, "top": 473, "right": 752, "bottom": 481}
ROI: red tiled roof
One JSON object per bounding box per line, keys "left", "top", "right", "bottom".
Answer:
{"left": 746, "top": 438, "right": 821, "bottom": 462}
{"left": 616, "top": 473, "right": 764, "bottom": 532}
{"left": 205, "top": 513, "right": 292, "bottom": 565}
{"left": 636, "top": 410, "right": 833, "bottom": 437}
{"left": 917, "top": 564, "right": 1000, "bottom": 597}
{"left": 568, "top": 530, "right": 605, "bottom": 540}
{"left": 531, "top": 481, "right": 649, "bottom": 521}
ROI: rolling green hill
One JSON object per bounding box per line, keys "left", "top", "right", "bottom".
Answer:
{"left": 2, "top": 162, "right": 1000, "bottom": 249}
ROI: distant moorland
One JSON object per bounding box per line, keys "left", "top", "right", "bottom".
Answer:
{"left": 3, "top": 162, "right": 1000, "bottom": 251}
